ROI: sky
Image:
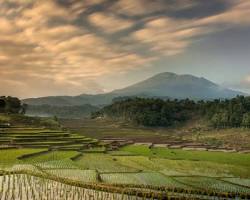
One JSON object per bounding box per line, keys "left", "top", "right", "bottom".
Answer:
{"left": 0, "top": 0, "right": 250, "bottom": 98}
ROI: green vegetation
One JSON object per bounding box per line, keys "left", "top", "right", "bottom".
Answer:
{"left": 223, "top": 178, "right": 250, "bottom": 187}
{"left": 175, "top": 177, "right": 250, "bottom": 194}
{"left": 0, "top": 126, "right": 97, "bottom": 150}
{"left": 0, "top": 174, "right": 148, "bottom": 200}
{"left": 0, "top": 149, "right": 45, "bottom": 167}
{"left": 0, "top": 119, "right": 250, "bottom": 199}
{"left": 22, "top": 151, "right": 79, "bottom": 164}
{"left": 93, "top": 96, "right": 250, "bottom": 128}
{"left": 0, "top": 96, "right": 25, "bottom": 114}
{"left": 101, "top": 172, "right": 188, "bottom": 187}
{"left": 46, "top": 169, "right": 98, "bottom": 182}
{"left": 27, "top": 104, "right": 99, "bottom": 118}
{"left": 75, "top": 153, "right": 137, "bottom": 172}
{"left": 82, "top": 146, "right": 106, "bottom": 152}
{"left": 121, "top": 145, "right": 250, "bottom": 167}
{"left": 0, "top": 113, "right": 60, "bottom": 128}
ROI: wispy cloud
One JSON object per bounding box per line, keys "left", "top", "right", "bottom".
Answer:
{"left": 0, "top": 0, "right": 250, "bottom": 97}
{"left": 131, "top": 0, "right": 250, "bottom": 56}
{"left": 88, "top": 12, "right": 134, "bottom": 33}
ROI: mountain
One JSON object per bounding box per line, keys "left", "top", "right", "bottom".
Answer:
{"left": 23, "top": 72, "right": 246, "bottom": 106}
{"left": 111, "top": 72, "right": 245, "bottom": 99}
{"left": 23, "top": 94, "right": 117, "bottom": 106}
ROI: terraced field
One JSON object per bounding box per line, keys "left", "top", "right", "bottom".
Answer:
{"left": 0, "top": 174, "right": 146, "bottom": 200}
{"left": 0, "top": 127, "right": 98, "bottom": 149}
{"left": 0, "top": 127, "right": 250, "bottom": 199}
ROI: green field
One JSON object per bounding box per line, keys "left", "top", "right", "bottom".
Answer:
{"left": 0, "top": 149, "right": 45, "bottom": 167}
{"left": 0, "top": 125, "right": 250, "bottom": 199}
{"left": 121, "top": 145, "right": 250, "bottom": 167}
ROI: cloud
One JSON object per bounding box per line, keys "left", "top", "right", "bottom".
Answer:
{"left": 0, "top": 70, "right": 105, "bottom": 98}
{"left": 0, "top": 0, "right": 150, "bottom": 97}
{"left": 131, "top": 0, "right": 250, "bottom": 56}
{"left": 223, "top": 75, "right": 250, "bottom": 94}
{"left": 111, "top": 0, "right": 164, "bottom": 16}
{"left": 111, "top": 0, "right": 197, "bottom": 17}
{"left": 88, "top": 12, "right": 134, "bottom": 33}
{"left": 0, "top": 17, "right": 15, "bottom": 33}
{"left": 194, "top": 1, "right": 250, "bottom": 27}
{"left": 0, "top": 0, "right": 250, "bottom": 97}
{"left": 241, "top": 75, "right": 250, "bottom": 89}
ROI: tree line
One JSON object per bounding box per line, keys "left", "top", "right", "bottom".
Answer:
{"left": 92, "top": 96, "right": 250, "bottom": 128}
{"left": 0, "top": 96, "right": 26, "bottom": 114}
{"left": 27, "top": 104, "right": 99, "bottom": 119}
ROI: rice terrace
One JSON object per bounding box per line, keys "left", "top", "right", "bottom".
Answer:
{"left": 0, "top": 111, "right": 250, "bottom": 199}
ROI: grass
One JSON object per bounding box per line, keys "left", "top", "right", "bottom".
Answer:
{"left": 101, "top": 172, "right": 189, "bottom": 187}
{"left": 115, "top": 156, "right": 162, "bottom": 171}
{"left": 1, "top": 121, "right": 250, "bottom": 198}
{"left": 0, "top": 149, "right": 45, "bottom": 167}
{"left": 222, "top": 178, "right": 250, "bottom": 187}
{"left": 46, "top": 169, "right": 98, "bottom": 182}
{"left": 22, "top": 151, "right": 79, "bottom": 164}
{"left": 0, "top": 174, "right": 143, "bottom": 200}
{"left": 0, "top": 126, "right": 96, "bottom": 150}
{"left": 82, "top": 146, "right": 106, "bottom": 152}
{"left": 155, "top": 158, "right": 250, "bottom": 178}
{"left": 75, "top": 153, "right": 138, "bottom": 173}
{"left": 0, "top": 147, "right": 249, "bottom": 197}
{"left": 108, "top": 150, "right": 137, "bottom": 156}
{"left": 0, "top": 115, "right": 11, "bottom": 122}
{"left": 35, "top": 159, "right": 79, "bottom": 169}
{"left": 121, "top": 145, "right": 250, "bottom": 167}
{"left": 175, "top": 177, "right": 250, "bottom": 194}
{"left": 113, "top": 155, "right": 250, "bottom": 177}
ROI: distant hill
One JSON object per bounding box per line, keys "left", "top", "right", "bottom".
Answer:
{"left": 93, "top": 96, "right": 250, "bottom": 128}
{"left": 26, "top": 104, "right": 99, "bottom": 119}
{"left": 23, "top": 72, "right": 246, "bottom": 107}
{"left": 23, "top": 93, "right": 118, "bottom": 106}
{"left": 111, "top": 72, "right": 245, "bottom": 99}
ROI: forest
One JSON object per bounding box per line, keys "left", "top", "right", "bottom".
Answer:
{"left": 26, "top": 104, "right": 99, "bottom": 119}
{"left": 0, "top": 96, "right": 25, "bottom": 114}
{"left": 93, "top": 96, "right": 250, "bottom": 128}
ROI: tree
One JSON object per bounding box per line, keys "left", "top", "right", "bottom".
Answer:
{"left": 220, "top": 111, "right": 229, "bottom": 127}
{"left": 5, "top": 96, "right": 22, "bottom": 114}
{"left": 230, "top": 112, "right": 242, "bottom": 127}
{"left": 211, "top": 113, "right": 221, "bottom": 128}
{"left": 20, "top": 103, "right": 28, "bottom": 115}
{"left": 92, "top": 96, "right": 250, "bottom": 128}
{"left": 0, "top": 97, "right": 6, "bottom": 113}
{"left": 242, "top": 113, "right": 250, "bottom": 128}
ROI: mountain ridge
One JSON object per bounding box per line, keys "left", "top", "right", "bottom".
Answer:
{"left": 23, "top": 72, "right": 246, "bottom": 106}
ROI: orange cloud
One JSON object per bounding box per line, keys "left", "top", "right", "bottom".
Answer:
{"left": 0, "top": 0, "right": 250, "bottom": 97}
{"left": 88, "top": 12, "right": 134, "bottom": 33}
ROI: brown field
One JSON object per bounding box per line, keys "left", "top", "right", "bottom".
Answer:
{"left": 61, "top": 118, "right": 250, "bottom": 150}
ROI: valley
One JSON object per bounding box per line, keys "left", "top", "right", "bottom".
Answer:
{"left": 0, "top": 113, "right": 250, "bottom": 199}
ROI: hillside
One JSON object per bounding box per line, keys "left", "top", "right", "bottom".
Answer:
{"left": 23, "top": 72, "right": 245, "bottom": 107}
{"left": 23, "top": 93, "right": 117, "bottom": 106}
{"left": 112, "top": 72, "right": 245, "bottom": 99}
{"left": 93, "top": 96, "right": 250, "bottom": 128}
{"left": 26, "top": 104, "right": 99, "bottom": 119}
